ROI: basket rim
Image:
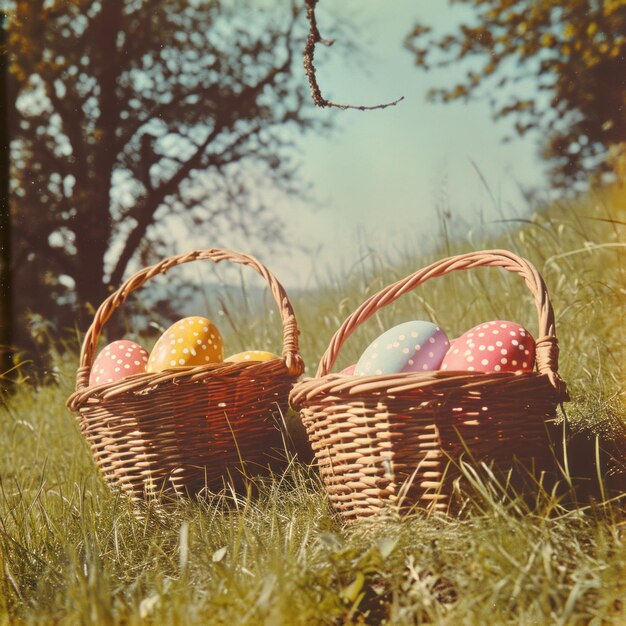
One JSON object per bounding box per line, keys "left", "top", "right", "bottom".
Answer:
{"left": 69, "top": 356, "right": 295, "bottom": 412}
{"left": 289, "top": 367, "right": 568, "bottom": 409}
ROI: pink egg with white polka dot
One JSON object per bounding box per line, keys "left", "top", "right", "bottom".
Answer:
{"left": 89, "top": 339, "right": 149, "bottom": 386}
{"left": 440, "top": 320, "right": 535, "bottom": 374}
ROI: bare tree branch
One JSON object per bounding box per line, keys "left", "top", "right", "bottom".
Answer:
{"left": 303, "top": 0, "right": 404, "bottom": 111}
{"left": 109, "top": 29, "right": 297, "bottom": 286}
{"left": 108, "top": 122, "right": 224, "bottom": 287}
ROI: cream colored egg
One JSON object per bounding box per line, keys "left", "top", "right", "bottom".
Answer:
{"left": 224, "top": 350, "right": 279, "bottom": 364}
{"left": 147, "top": 316, "right": 223, "bottom": 373}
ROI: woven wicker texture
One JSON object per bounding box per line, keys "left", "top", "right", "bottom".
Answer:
{"left": 68, "top": 248, "right": 304, "bottom": 498}
{"left": 289, "top": 250, "right": 569, "bottom": 522}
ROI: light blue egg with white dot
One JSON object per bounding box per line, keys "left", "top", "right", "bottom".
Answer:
{"left": 354, "top": 321, "right": 450, "bottom": 376}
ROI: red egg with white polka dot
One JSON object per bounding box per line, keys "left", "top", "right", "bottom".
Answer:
{"left": 89, "top": 339, "right": 149, "bottom": 386}
{"left": 440, "top": 320, "right": 535, "bottom": 374}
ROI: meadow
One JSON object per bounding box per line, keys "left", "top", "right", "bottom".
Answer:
{"left": 0, "top": 188, "right": 624, "bottom": 624}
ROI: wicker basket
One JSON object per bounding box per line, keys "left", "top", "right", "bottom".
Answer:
{"left": 67, "top": 248, "right": 304, "bottom": 498}
{"left": 289, "top": 250, "right": 569, "bottom": 522}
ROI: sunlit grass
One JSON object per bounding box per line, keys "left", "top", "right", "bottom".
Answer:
{"left": 0, "top": 187, "right": 624, "bottom": 624}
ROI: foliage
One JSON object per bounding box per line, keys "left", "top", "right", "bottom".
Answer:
{"left": 405, "top": 0, "right": 626, "bottom": 188}
{"left": 0, "top": 186, "right": 624, "bottom": 624}
{"left": 6, "top": 0, "right": 324, "bottom": 349}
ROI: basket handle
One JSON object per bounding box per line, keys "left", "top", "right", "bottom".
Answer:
{"left": 317, "top": 249, "right": 566, "bottom": 393}
{"left": 75, "top": 248, "right": 304, "bottom": 391}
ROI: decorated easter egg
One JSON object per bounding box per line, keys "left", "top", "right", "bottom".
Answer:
{"left": 147, "top": 316, "right": 223, "bottom": 373}
{"left": 440, "top": 320, "right": 535, "bottom": 373}
{"left": 355, "top": 321, "right": 450, "bottom": 376}
{"left": 339, "top": 364, "right": 356, "bottom": 375}
{"left": 89, "top": 339, "right": 148, "bottom": 386}
{"left": 224, "top": 350, "right": 279, "bottom": 363}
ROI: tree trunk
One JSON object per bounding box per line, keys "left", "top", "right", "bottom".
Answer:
{"left": 73, "top": 195, "right": 111, "bottom": 320}
{"left": 73, "top": 1, "right": 124, "bottom": 332}
{"left": 0, "top": 11, "right": 14, "bottom": 380}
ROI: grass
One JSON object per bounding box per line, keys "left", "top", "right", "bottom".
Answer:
{"left": 0, "top": 186, "right": 625, "bottom": 624}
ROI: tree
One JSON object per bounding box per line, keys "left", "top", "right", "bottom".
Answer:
{"left": 405, "top": 1, "right": 626, "bottom": 187}
{"left": 6, "top": 0, "right": 322, "bottom": 350}
{"left": 1, "top": 10, "right": 12, "bottom": 376}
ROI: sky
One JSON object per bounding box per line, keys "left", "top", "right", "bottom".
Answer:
{"left": 257, "top": 0, "right": 550, "bottom": 288}
{"left": 136, "top": 0, "right": 549, "bottom": 292}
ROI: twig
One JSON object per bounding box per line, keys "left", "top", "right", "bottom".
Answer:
{"left": 303, "top": 0, "right": 404, "bottom": 111}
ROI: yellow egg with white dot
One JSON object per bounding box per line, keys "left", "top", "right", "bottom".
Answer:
{"left": 146, "top": 316, "right": 223, "bottom": 373}
{"left": 224, "top": 350, "right": 279, "bottom": 364}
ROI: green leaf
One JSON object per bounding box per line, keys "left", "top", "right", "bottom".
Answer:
{"left": 341, "top": 571, "right": 365, "bottom": 604}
